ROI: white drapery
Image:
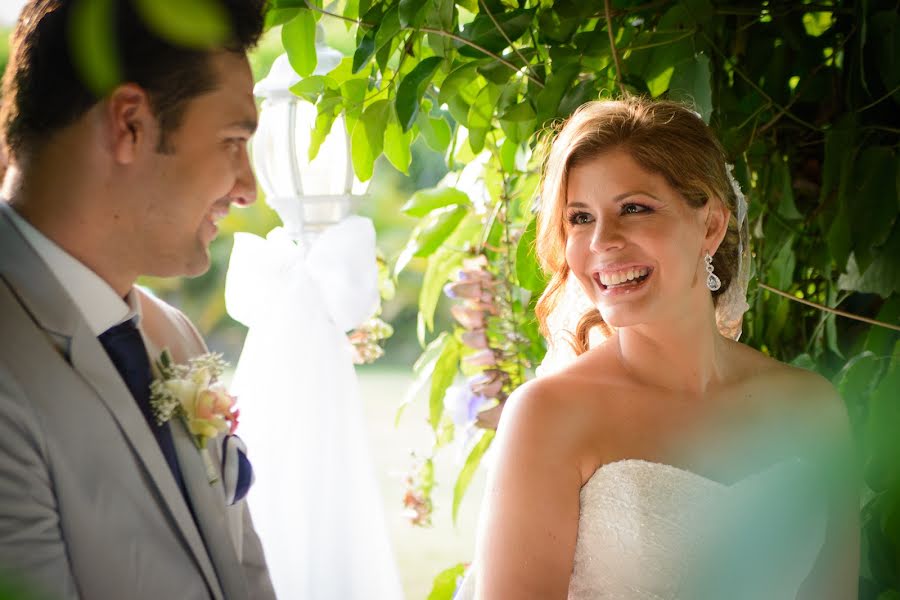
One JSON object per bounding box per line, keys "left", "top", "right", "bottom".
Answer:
{"left": 225, "top": 216, "right": 404, "bottom": 599}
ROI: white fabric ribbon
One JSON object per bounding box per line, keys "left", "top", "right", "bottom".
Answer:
{"left": 225, "top": 216, "right": 404, "bottom": 599}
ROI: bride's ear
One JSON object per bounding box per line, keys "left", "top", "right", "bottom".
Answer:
{"left": 703, "top": 197, "right": 730, "bottom": 255}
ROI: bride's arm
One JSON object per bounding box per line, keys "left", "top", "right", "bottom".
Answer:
{"left": 471, "top": 379, "right": 589, "bottom": 600}
{"left": 796, "top": 376, "right": 860, "bottom": 600}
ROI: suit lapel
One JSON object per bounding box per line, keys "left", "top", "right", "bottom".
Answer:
{"left": 68, "top": 324, "right": 225, "bottom": 599}
{"left": 0, "top": 205, "right": 225, "bottom": 599}
{"left": 172, "top": 422, "right": 249, "bottom": 600}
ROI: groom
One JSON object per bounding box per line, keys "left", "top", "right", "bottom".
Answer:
{"left": 0, "top": 1, "right": 276, "bottom": 599}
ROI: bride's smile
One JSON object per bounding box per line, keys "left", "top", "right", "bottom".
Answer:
{"left": 563, "top": 148, "right": 716, "bottom": 330}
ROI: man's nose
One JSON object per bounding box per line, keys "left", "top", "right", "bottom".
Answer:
{"left": 231, "top": 145, "right": 257, "bottom": 207}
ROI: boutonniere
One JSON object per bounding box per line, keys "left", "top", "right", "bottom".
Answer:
{"left": 149, "top": 349, "right": 240, "bottom": 485}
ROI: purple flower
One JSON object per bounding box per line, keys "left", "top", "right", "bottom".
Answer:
{"left": 461, "top": 329, "right": 489, "bottom": 350}
{"left": 451, "top": 304, "right": 485, "bottom": 329}
{"left": 463, "top": 349, "right": 497, "bottom": 367}
{"left": 444, "top": 384, "right": 490, "bottom": 428}
{"left": 443, "top": 280, "right": 483, "bottom": 300}
{"left": 468, "top": 370, "right": 505, "bottom": 399}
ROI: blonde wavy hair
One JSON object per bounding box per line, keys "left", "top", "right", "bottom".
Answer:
{"left": 534, "top": 97, "right": 742, "bottom": 355}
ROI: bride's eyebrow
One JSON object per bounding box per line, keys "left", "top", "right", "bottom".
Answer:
{"left": 566, "top": 201, "right": 591, "bottom": 209}
{"left": 612, "top": 191, "right": 660, "bottom": 203}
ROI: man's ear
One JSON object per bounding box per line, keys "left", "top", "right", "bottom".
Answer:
{"left": 105, "top": 84, "right": 155, "bottom": 164}
{"left": 704, "top": 197, "right": 730, "bottom": 255}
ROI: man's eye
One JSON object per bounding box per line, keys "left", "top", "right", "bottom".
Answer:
{"left": 567, "top": 212, "right": 593, "bottom": 225}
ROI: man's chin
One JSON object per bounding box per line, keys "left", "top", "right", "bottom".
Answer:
{"left": 145, "top": 248, "right": 212, "bottom": 279}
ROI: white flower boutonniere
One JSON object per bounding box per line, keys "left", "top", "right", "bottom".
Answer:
{"left": 149, "top": 349, "right": 240, "bottom": 485}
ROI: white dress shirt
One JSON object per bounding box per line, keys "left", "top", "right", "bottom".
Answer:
{"left": 5, "top": 206, "right": 139, "bottom": 335}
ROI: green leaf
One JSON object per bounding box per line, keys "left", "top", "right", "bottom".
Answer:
{"left": 453, "top": 430, "right": 496, "bottom": 524}
{"left": 289, "top": 75, "right": 335, "bottom": 103}
{"left": 375, "top": 5, "right": 403, "bottom": 52}
{"left": 849, "top": 146, "right": 898, "bottom": 272}
{"left": 837, "top": 221, "right": 900, "bottom": 298}
{"left": 396, "top": 56, "right": 444, "bottom": 132}
{"left": 352, "top": 28, "right": 376, "bottom": 73}
{"left": 69, "top": 0, "right": 121, "bottom": 96}
{"left": 438, "top": 61, "right": 482, "bottom": 106}
{"left": 467, "top": 82, "right": 501, "bottom": 136}
{"left": 402, "top": 187, "right": 472, "bottom": 217}
{"left": 134, "top": 0, "right": 229, "bottom": 48}
{"left": 834, "top": 351, "right": 885, "bottom": 408}
{"left": 414, "top": 205, "right": 469, "bottom": 258}
{"left": 350, "top": 99, "right": 390, "bottom": 181}
{"left": 420, "top": 248, "right": 465, "bottom": 333}
{"left": 516, "top": 217, "right": 549, "bottom": 293}
{"left": 871, "top": 11, "right": 900, "bottom": 101}
{"left": 427, "top": 563, "right": 467, "bottom": 600}
{"left": 766, "top": 235, "right": 796, "bottom": 291}
{"left": 416, "top": 113, "right": 453, "bottom": 153}
{"left": 384, "top": 107, "right": 413, "bottom": 173}
{"left": 308, "top": 94, "right": 342, "bottom": 161}
{"left": 458, "top": 9, "right": 534, "bottom": 57}
{"left": 264, "top": 8, "right": 300, "bottom": 30}
{"left": 536, "top": 63, "right": 580, "bottom": 124}
{"left": 399, "top": 0, "right": 426, "bottom": 27}
{"left": 281, "top": 9, "right": 317, "bottom": 77}
{"left": 429, "top": 335, "right": 461, "bottom": 431}
{"left": 669, "top": 54, "right": 712, "bottom": 122}
{"left": 419, "top": 215, "right": 482, "bottom": 331}
{"left": 395, "top": 204, "right": 470, "bottom": 275}
{"left": 866, "top": 342, "right": 900, "bottom": 481}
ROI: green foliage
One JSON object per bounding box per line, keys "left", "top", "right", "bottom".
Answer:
{"left": 134, "top": 0, "right": 231, "bottom": 48}
{"left": 272, "top": 0, "right": 898, "bottom": 594}
{"left": 426, "top": 563, "right": 467, "bottom": 600}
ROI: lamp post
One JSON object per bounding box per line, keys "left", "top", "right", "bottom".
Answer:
{"left": 251, "top": 46, "right": 363, "bottom": 241}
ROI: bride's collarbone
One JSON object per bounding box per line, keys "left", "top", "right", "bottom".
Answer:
{"left": 575, "top": 386, "right": 811, "bottom": 488}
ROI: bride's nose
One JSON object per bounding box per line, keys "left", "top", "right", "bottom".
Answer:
{"left": 589, "top": 217, "right": 625, "bottom": 254}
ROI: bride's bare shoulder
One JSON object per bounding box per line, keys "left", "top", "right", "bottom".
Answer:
{"left": 497, "top": 345, "right": 624, "bottom": 451}
{"left": 727, "top": 340, "right": 848, "bottom": 430}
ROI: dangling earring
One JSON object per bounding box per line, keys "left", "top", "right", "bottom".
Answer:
{"left": 705, "top": 252, "right": 721, "bottom": 291}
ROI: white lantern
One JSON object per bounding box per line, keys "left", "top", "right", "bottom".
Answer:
{"left": 252, "top": 47, "right": 365, "bottom": 240}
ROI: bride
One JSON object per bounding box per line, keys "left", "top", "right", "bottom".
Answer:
{"left": 457, "top": 98, "right": 858, "bottom": 599}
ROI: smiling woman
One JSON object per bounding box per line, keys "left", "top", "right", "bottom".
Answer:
{"left": 536, "top": 99, "right": 745, "bottom": 352}
{"left": 456, "top": 97, "right": 859, "bottom": 600}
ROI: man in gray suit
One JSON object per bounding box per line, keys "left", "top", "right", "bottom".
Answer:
{"left": 0, "top": 1, "right": 276, "bottom": 598}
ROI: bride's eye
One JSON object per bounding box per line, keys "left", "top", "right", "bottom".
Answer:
{"left": 567, "top": 211, "right": 593, "bottom": 226}
{"left": 622, "top": 203, "right": 649, "bottom": 215}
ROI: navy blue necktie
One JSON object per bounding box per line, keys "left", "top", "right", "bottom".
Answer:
{"left": 98, "top": 319, "right": 187, "bottom": 498}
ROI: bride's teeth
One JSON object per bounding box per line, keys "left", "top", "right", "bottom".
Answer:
{"left": 599, "top": 267, "right": 650, "bottom": 287}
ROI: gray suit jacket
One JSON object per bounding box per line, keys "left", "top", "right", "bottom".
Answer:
{"left": 0, "top": 203, "right": 276, "bottom": 600}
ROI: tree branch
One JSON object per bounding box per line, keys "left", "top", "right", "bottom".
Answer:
{"left": 478, "top": 0, "right": 541, "bottom": 84}
{"left": 700, "top": 32, "right": 819, "bottom": 132}
{"left": 758, "top": 283, "right": 900, "bottom": 332}
{"left": 304, "top": 2, "right": 545, "bottom": 88}
{"left": 604, "top": 0, "right": 626, "bottom": 95}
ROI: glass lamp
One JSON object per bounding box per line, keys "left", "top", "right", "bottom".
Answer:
{"left": 252, "top": 46, "right": 364, "bottom": 240}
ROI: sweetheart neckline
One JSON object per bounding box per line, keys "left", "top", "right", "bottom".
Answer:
{"left": 584, "top": 457, "right": 802, "bottom": 491}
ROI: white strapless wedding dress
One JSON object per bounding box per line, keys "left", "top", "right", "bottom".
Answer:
{"left": 456, "top": 458, "right": 826, "bottom": 599}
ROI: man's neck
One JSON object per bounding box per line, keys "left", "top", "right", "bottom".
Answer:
{"left": 6, "top": 164, "right": 137, "bottom": 298}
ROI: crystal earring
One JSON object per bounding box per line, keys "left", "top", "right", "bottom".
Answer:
{"left": 705, "top": 252, "right": 721, "bottom": 291}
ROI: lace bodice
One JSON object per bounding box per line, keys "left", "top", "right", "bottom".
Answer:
{"left": 457, "top": 459, "right": 826, "bottom": 599}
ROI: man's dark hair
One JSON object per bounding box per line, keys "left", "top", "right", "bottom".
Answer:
{"left": 1, "top": 0, "right": 266, "bottom": 159}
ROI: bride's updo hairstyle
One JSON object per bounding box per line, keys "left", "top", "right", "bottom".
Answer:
{"left": 534, "top": 97, "right": 742, "bottom": 355}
